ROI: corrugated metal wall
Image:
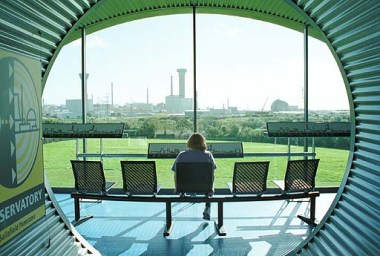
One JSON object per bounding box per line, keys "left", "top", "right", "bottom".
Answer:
{"left": 0, "top": 0, "right": 379, "bottom": 255}
{"left": 0, "top": 178, "right": 99, "bottom": 255}
{"left": 0, "top": 0, "right": 99, "bottom": 86}
{"left": 0, "top": 1, "right": 100, "bottom": 254}
{"left": 289, "top": 0, "right": 380, "bottom": 255}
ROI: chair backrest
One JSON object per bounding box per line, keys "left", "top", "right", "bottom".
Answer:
{"left": 120, "top": 161, "right": 158, "bottom": 195}
{"left": 176, "top": 162, "right": 214, "bottom": 195}
{"left": 232, "top": 161, "right": 270, "bottom": 195}
{"left": 284, "top": 159, "right": 320, "bottom": 192}
{"left": 71, "top": 160, "right": 107, "bottom": 194}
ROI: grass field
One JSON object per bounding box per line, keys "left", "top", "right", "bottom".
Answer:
{"left": 43, "top": 138, "right": 349, "bottom": 188}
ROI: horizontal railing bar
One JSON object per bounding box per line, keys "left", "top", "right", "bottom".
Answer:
{"left": 54, "top": 187, "right": 338, "bottom": 194}
{"left": 244, "top": 152, "right": 316, "bottom": 157}
{"left": 71, "top": 191, "right": 319, "bottom": 203}
{"left": 76, "top": 152, "right": 316, "bottom": 158}
{"left": 77, "top": 153, "right": 146, "bottom": 158}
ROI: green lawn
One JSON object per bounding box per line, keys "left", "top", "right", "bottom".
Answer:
{"left": 43, "top": 138, "right": 349, "bottom": 188}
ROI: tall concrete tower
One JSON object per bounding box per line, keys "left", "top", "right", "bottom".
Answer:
{"left": 177, "top": 68, "right": 187, "bottom": 98}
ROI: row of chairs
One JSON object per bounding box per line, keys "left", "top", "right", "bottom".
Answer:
{"left": 71, "top": 160, "right": 159, "bottom": 195}
{"left": 71, "top": 159, "right": 320, "bottom": 196}
{"left": 231, "top": 159, "right": 319, "bottom": 195}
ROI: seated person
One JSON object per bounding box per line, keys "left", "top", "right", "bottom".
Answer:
{"left": 171, "top": 132, "right": 217, "bottom": 220}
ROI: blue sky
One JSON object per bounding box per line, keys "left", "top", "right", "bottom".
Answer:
{"left": 44, "top": 14, "right": 349, "bottom": 111}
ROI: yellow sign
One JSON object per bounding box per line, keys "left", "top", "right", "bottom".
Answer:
{"left": 0, "top": 49, "right": 44, "bottom": 246}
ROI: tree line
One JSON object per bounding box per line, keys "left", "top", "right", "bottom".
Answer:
{"left": 43, "top": 111, "right": 351, "bottom": 150}
{"left": 126, "top": 111, "right": 351, "bottom": 150}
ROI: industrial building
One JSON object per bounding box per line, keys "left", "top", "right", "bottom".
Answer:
{"left": 165, "top": 69, "right": 193, "bottom": 113}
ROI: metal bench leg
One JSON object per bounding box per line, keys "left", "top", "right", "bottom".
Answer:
{"left": 72, "top": 197, "right": 93, "bottom": 226}
{"left": 164, "top": 201, "right": 173, "bottom": 236}
{"left": 214, "top": 202, "right": 226, "bottom": 236}
{"left": 297, "top": 196, "right": 317, "bottom": 227}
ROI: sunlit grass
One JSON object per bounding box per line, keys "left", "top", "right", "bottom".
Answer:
{"left": 43, "top": 138, "right": 349, "bottom": 188}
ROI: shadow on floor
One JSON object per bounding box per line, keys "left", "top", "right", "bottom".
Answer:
{"left": 77, "top": 201, "right": 313, "bottom": 256}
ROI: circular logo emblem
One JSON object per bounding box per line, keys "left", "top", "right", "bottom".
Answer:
{"left": 0, "top": 57, "right": 40, "bottom": 188}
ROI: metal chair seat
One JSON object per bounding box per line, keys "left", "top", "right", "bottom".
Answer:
{"left": 71, "top": 160, "right": 116, "bottom": 195}
{"left": 120, "top": 160, "right": 160, "bottom": 196}
{"left": 273, "top": 159, "right": 320, "bottom": 193}
{"left": 228, "top": 161, "right": 270, "bottom": 196}
{"left": 175, "top": 162, "right": 214, "bottom": 196}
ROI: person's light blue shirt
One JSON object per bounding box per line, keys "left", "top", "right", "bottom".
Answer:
{"left": 171, "top": 149, "right": 217, "bottom": 172}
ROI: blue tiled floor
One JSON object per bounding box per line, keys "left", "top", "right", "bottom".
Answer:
{"left": 55, "top": 193, "right": 335, "bottom": 256}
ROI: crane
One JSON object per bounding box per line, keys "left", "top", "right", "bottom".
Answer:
{"left": 261, "top": 97, "right": 269, "bottom": 112}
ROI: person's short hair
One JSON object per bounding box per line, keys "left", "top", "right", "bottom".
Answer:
{"left": 187, "top": 133, "right": 207, "bottom": 151}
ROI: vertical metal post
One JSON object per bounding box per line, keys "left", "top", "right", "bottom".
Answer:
{"left": 76, "top": 139, "right": 79, "bottom": 160}
{"left": 216, "top": 202, "right": 226, "bottom": 236}
{"left": 74, "top": 198, "right": 81, "bottom": 221}
{"left": 192, "top": 4, "right": 197, "bottom": 132}
{"left": 310, "top": 196, "right": 316, "bottom": 223}
{"left": 100, "top": 138, "right": 103, "bottom": 163}
{"left": 166, "top": 201, "right": 172, "bottom": 229}
{"left": 218, "top": 202, "right": 223, "bottom": 227}
{"left": 303, "top": 25, "right": 309, "bottom": 156}
{"left": 164, "top": 201, "right": 173, "bottom": 236}
{"left": 81, "top": 27, "right": 87, "bottom": 157}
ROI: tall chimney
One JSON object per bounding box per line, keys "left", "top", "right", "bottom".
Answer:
{"left": 111, "top": 82, "right": 114, "bottom": 107}
{"left": 170, "top": 75, "right": 173, "bottom": 96}
{"left": 177, "top": 68, "right": 187, "bottom": 98}
{"left": 147, "top": 87, "right": 149, "bottom": 104}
